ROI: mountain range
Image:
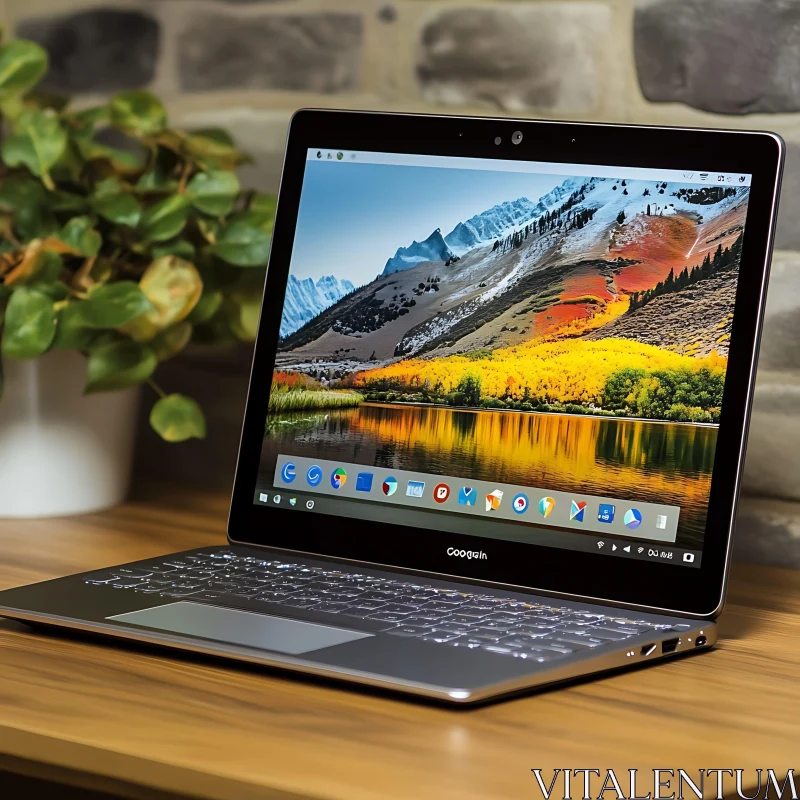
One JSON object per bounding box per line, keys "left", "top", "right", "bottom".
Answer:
{"left": 381, "top": 177, "right": 588, "bottom": 275}
{"left": 280, "top": 275, "right": 355, "bottom": 338}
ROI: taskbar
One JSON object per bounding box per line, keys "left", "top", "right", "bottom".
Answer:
{"left": 253, "top": 489, "right": 702, "bottom": 569}
{"left": 253, "top": 454, "right": 701, "bottom": 568}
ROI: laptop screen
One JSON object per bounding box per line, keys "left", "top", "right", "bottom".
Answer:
{"left": 256, "top": 148, "right": 752, "bottom": 570}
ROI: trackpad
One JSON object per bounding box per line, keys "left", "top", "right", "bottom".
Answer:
{"left": 108, "top": 602, "right": 373, "bottom": 655}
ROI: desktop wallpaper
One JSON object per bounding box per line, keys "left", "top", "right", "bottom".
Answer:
{"left": 260, "top": 157, "right": 750, "bottom": 549}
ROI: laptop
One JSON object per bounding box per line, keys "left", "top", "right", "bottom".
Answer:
{"left": 0, "top": 111, "right": 784, "bottom": 704}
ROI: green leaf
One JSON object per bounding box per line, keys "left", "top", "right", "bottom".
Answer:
{"left": 139, "top": 194, "right": 190, "bottom": 242}
{"left": 227, "top": 292, "right": 262, "bottom": 342}
{"left": 1, "top": 108, "right": 67, "bottom": 185}
{"left": 187, "top": 289, "right": 222, "bottom": 323}
{"left": 92, "top": 189, "right": 141, "bottom": 228}
{"left": 212, "top": 216, "right": 272, "bottom": 267}
{"left": 50, "top": 191, "right": 90, "bottom": 214}
{"left": 151, "top": 238, "right": 195, "bottom": 260}
{"left": 1, "top": 286, "right": 56, "bottom": 359}
{"left": 149, "top": 393, "right": 206, "bottom": 442}
{"left": 151, "top": 321, "right": 192, "bottom": 362}
{"left": 5, "top": 246, "right": 62, "bottom": 287}
{"left": 0, "top": 354, "right": 3, "bottom": 403}
{"left": 72, "top": 105, "right": 110, "bottom": 128}
{"left": 52, "top": 302, "right": 97, "bottom": 350}
{"left": 55, "top": 216, "right": 102, "bottom": 257}
{"left": 187, "top": 170, "right": 240, "bottom": 216}
{"left": 85, "top": 338, "right": 157, "bottom": 393}
{"left": 109, "top": 91, "right": 167, "bottom": 137}
{"left": 35, "top": 281, "right": 69, "bottom": 302}
{"left": 80, "top": 281, "right": 155, "bottom": 328}
{"left": 120, "top": 256, "right": 203, "bottom": 342}
{"left": 184, "top": 134, "right": 243, "bottom": 163}
{"left": 250, "top": 192, "right": 277, "bottom": 218}
{"left": 135, "top": 168, "right": 177, "bottom": 194}
{"left": 0, "top": 39, "right": 48, "bottom": 100}
{"left": 190, "top": 127, "right": 235, "bottom": 147}
{"left": 0, "top": 174, "right": 57, "bottom": 240}
{"left": 74, "top": 135, "right": 145, "bottom": 172}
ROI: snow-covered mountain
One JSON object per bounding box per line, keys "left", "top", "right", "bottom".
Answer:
{"left": 280, "top": 274, "right": 355, "bottom": 337}
{"left": 443, "top": 197, "right": 543, "bottom": 253}
{"left": 382, "top": 228, "right": 454, "bottom": 276}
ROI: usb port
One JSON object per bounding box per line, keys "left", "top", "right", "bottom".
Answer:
{"left": 662, "top": 637, "right": 680, "bottom": 654}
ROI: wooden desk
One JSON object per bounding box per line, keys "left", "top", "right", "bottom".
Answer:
{"left": 0, "top": 486, "right": 799, "bottom": 800}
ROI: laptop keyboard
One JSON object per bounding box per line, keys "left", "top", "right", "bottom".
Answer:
{"left": 85, "top": 550, "right": 686, "bottom": 663}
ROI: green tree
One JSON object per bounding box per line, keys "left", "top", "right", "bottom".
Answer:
{"left": 457, "top": 373, "right": 482, "bottom": 406}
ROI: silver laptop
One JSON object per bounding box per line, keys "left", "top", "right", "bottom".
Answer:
{"left": 0, "top": 111, "right": 784, "bottom": 704}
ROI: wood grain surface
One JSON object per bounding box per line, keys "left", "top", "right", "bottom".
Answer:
{"left": 0, "top": 484, "right": 799, "bottom": 800}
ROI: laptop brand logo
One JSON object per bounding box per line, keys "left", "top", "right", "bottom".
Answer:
{"left": 446, "top": 547, "right": 487, "bottom": 560}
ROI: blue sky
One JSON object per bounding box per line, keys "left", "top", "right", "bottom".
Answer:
{"left": 288, "top": 161, "right": 570, "bottom": 287}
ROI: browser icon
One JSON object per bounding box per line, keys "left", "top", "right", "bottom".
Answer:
{"left": 458, "top": 487, "right": 477, "bottom": 506}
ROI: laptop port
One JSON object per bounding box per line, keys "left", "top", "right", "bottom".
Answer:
{"left": 640, "top": 643, "right": 657, "bottom": 656}
{"left": 695, "top": 635, "right": 707, "bottom": 647}
{"left": 661, "top": 637, "right": 680, "bottom": 654}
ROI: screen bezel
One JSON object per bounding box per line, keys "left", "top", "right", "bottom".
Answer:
{"left": 228, "top": 109, "right": 783, "bottom": 618}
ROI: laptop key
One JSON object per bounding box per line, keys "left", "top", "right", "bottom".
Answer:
{"left": 476, "top": 621, "right": 516, "bottom": 632}
{"left": 115, "top": 568, "right": 153, "bottom": 579}
{"left": 282, "top": 598, "right": 321, "bottom": 609}
{"left": 368, "top": 612, "right": 414, "bottom": 623}
{"left": 384, "top": 625, "right": 430, "bottom": 637}
{"left": 584, "top": 628, "right": 629, "bottom": 641}
{"left": 555, "top": 635, "right": 605, "bottom": 648}
{"left": 378, "top": 604, "right": 420, "bottom": 615}
{"left": 421, "top": 631, "right": 462, "bottom": 643}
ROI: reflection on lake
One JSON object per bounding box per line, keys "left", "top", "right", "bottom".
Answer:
{"left": 261, "top": 403, "right": 716, "bottom": 548}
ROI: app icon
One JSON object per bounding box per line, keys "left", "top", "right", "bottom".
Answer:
{"left": 306, "top": 465, "right": 323, "bottom": 487}
{"left": 570, "top": 500, "right": 587, "bottom": 522}
{"left": 331, "top": 468, "right": 347, "bottom": 490}
{"left": 683, "top": 553, "right": 695, "bottom": 563}
{"left": 485, "top": 489, "right": 503, "bottom": 512}
{"left": 624, "top": 508, "right": 643, "bottom": 529}
{"left": 306, "top": 500, "right": 315, "bottom": 510}
{"left": 406, "top": 480, "right": 425, "bottom": 498}
{"left": 433, "top": 483, "right": 451, "bottom": 503}
{"left": 382, "top": 477, "right": 398, "bottom": 496}
{"left": 598, "top": 503, "right": 615, "bottom": 524}
{"left": 458, "top": 487, "right": 477, "bottom": 506}
{"left": 537, "top": 496, "right": 555, "bottom": 518}
{"left": 289, "top": 498, "right": 297, "bottom": 507}
{"left": 512, "top": 493, "right": 529, "bottom": 514}
{"left": 273, "top": 495, "right": 281, "bottom": 504}
{"left": 656, "top": 514, "right": 667, "bottom": 530}
{"left": 356, "top": 472, "right": 374, "bottom": 492}
{"left": 259, "top": 493, "right": 269, "bottom": 503}
{"left": 281, "top": 462, "right": 296, "bottom": 483}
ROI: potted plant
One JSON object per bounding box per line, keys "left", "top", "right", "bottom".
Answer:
{"left": 0, "top": 35, "right": 274, "bottom": 516}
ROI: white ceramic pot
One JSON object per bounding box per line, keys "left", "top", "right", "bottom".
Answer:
{"left": 0, "top": 350, "right": 140, "bottom": 517}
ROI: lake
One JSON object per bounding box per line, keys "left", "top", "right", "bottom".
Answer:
{"left": 260, "top": 403, "right": 717, "bottom": 548}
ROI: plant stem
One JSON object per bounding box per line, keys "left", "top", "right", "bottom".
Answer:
{"left": 147, "top": 378, "right": 167, "bottom": 399}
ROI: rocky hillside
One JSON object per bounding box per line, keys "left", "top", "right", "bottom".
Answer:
{"left": 586, "top": 270, "right": 738, "bottom": 357}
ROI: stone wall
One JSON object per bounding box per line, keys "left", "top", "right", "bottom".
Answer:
{"left": 3, "top": 0, "right": 800, "bottom": 560}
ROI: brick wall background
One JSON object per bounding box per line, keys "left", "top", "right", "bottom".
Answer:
{"left": 3, "top": 0, "right": 800, "bottom": 560}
